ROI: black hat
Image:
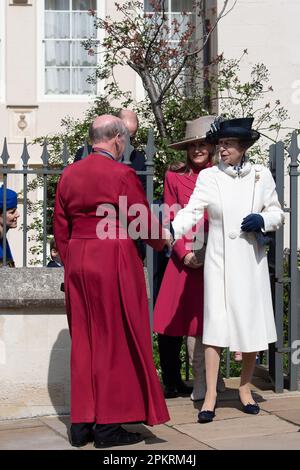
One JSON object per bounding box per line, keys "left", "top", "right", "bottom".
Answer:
{"left": 206, "top": 117, "right": 260, "bottom": 144}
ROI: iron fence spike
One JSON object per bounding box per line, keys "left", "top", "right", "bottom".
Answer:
{"left": 288, "top": 131, "right": 300, "bottom": 163}
{"left": 0, "top": 137, "right": 10, "bottom": 165}
{"left": 41, "top": 140, "right": 50, "bottom": 166}
{"left": 21, "top": 138, "right": 30, "bottom": 166}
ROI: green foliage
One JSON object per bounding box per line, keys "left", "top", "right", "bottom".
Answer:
{"left": 220, "top": 350, "right": 242, "bottom": 378}
{"left": 152, "top": 333, "right": 161, "bottom": 378}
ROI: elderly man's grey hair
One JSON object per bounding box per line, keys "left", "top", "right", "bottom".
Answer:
{"left": 89, "top": 118, "right": 128, "bottom": 144}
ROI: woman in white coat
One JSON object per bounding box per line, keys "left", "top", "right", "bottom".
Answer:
{"left": 172, "top": 117, "right": 284, "bottom": 423}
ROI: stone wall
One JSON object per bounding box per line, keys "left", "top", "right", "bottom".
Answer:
{"left": 0, "top": 268, "right": 70, "bottom": 420}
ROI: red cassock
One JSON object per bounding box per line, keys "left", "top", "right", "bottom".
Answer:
{"left": 54, "top": 153, "right": 170, "bottom": 425}
{"left": 153, "top": 168, "right": 209, "bottom": 337}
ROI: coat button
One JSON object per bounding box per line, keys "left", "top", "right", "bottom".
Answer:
{"left": 229, "top": 231, "right": 238, "bottom": 239}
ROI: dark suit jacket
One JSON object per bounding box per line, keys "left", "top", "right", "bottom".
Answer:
{"left": 47, "top": 260, "right": 63, "bottom": 268}
{"left": 74, "top": 145, "right": 147, "bottom": 191}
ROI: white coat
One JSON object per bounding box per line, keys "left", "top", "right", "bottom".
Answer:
{"left": 172, "top": 161, "right": 284, "bottom": 352}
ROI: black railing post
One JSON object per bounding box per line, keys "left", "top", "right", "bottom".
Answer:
{"left": 268, "top": 142, "right": 285, "bottom": 392}
{"left": 41, "top": 141, "right": 50, "bottom": 267}
{"left": 288, "top": 131, "right": 300, "bottom": 390}
{"left": 21, "top": 138, "right": 30, "bottom": 267}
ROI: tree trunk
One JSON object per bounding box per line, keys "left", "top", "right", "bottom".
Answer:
{"left": 139, "top": 70, "right": 168, "bottom": 140}
{"left": 150, "top": 100, "right": 167, "bottom": 140}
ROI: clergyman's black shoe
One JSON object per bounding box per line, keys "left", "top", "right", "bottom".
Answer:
{"left": 164, "top": 382, "right": 193, "bottom": 398}
{"left": 164, "top": 385, "right": 179, "bottom": 399}
{"left": 176, "top": 381, "right": 193, "bottom": 395}
{"left": 94, "top": 426, "right": 144, "bottom": 448}
{"left": 70, "top": 423, "right": 94, "bottom": 447}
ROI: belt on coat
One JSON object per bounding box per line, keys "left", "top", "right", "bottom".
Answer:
{"left": 71, "top": 217, "right": 129, "bottom": 239}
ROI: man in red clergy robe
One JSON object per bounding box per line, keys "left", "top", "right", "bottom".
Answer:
{"left": 54, "top": 115, "right": 171, "bottom": 448}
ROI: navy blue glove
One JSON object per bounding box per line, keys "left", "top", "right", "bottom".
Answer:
{"left": 241, "top": 214, "right": 265, "bottom": 232}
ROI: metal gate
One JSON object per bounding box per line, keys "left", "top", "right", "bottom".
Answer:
{"left": 268, "top": 132, "right": 299, "bottom": 392}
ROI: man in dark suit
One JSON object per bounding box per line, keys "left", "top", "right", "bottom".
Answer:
{"left": 74, "top": 109, "right": 146, "bottom": 191}
{"left": 117, "top": 109, "right": 146, "bottom": 190}
{"left": 47, "top": 238, "right": 63, "bottom": 268}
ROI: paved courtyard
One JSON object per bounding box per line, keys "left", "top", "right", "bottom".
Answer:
{"left": 1, "top": 378, "right": 300, "bottom": 450}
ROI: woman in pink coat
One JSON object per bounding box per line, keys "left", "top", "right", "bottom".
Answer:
{"left": 153, "top": 116, "right": 225, "bottom": 400}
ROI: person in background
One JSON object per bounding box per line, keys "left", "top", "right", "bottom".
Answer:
{"left": 117, "top": 109, "right": 147, "bottom": 259}
{"left": 0, "top": 185, "right": 19, "bottom": 267}
{"left": 172, "top": 117, "right": 284, "bottom": 423}
{"left": 47, "top": 238, "right": 63, "bottom": 268}
{"left": 117, "top": 109, "right": 147, "bottom": 191}
{"left": 234, "top": 352, "right": 243, "bottom": 361}
{"left": 153, "top": 116, "right": 225, "bottom": 400}
{"left": 54, "top": 114, "right": 171, "bottom": 448}
{"left": 74, "top": 109, "right": 146, "bottom": 191}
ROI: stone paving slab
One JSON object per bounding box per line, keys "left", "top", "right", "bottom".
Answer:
{"left": 39, "top": 415, "right": 70, "bottom": 441}
{"left": 272, "top": 409, "right": 300, "bottom": 426}
{"left": 260, "top": 397, "right": 300, "bottom": 412}
{"left": 0, "top": 417, "right": 45, "bottom": 431}
{"left": 173, "top": 414, "right": 299, "bottom": 447}
{"left": 164, "top": 397, "right": 193, "bottom": 407}
{"left": 208, "top": 431, "right": 300, "bottom": 450}
{"left": 0, "top": 426, "right": 74, "bottom": 450}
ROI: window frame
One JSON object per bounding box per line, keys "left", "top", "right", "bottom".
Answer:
{"left": 144, "top": 0, "right": 198, "bottom": 95}
{"left": 37, "top": 0, "right": 105, "bottom": 102}
{"left": 144, "top": 0, "right": 196, "bottom": 41}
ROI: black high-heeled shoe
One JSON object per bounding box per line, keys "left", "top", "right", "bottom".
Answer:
{"left": 240, "top": 401, "right": 260, "bottom": 415}
{"left": 197, "top": 405, "right": 216, "bottom": 424}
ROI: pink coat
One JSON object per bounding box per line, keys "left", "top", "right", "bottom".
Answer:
{"left": 153, "top": 168, "right": 209, "bottom": 337}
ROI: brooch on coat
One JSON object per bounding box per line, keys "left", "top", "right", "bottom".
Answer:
{"left": 254, "top": 164, "right": 263, "bottom": 182}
